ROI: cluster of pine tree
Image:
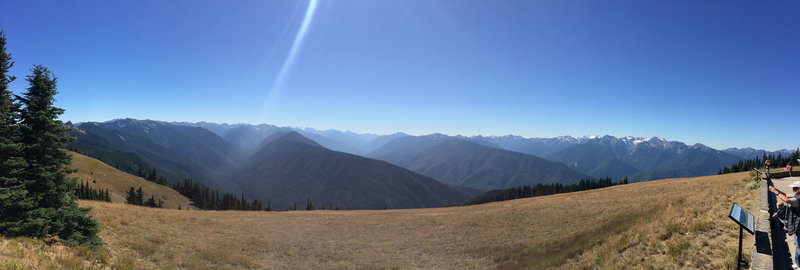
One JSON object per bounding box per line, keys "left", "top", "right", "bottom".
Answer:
{"left": 172, "top": 178, "right": 269, "bottom": 211}
{"left": 76, "top": 179, "right": 111, "bottom": 202}
{"left": 136, "top": 167, "right": 167, "bottom": 185}
{"left": 0, "top": 31, "right": 101, "bottom": 247}
{"left": 124, "top": 186, "right": 164, "bottom": 208}
{"left": 299, "top": 198, "right": 338, "bottom": 211}
{"left": 465, "top": 177, "right": 629, "bottom": 206}
{"left": 719, "top": 149, "right": 800, "bottom": 174}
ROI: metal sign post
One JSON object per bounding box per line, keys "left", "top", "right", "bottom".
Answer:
{"left": 728, "top": 203, "right": 755, "bottom": 269}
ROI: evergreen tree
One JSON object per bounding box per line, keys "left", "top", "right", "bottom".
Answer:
{"left": 306, "top": 198, "right": 314, "bottom": 211}
{"left": 465, "top": 177, "right": 631, "bottom": 206}
{"left": 75, "top": 180, "right": 110, "bottom": 202}
{"left": 0, "top": 30, "right": 32, "bottom": 240}
{"left": 145, "top": 195, "right": 157, "bottom": 207}
{"left": 125, "top": 187, "right": 136, "bottom": 204}
{"left": 11, "top": 65, "right": 100, "bottom": 246}
{"left": 135, "top": 187, "right": 144, "bottom": 206}
{"left": 147, "top": 167, "right": 156, "bottom": 182}
{"left": 172, "top": 178, "right": 267, "bottom": 211}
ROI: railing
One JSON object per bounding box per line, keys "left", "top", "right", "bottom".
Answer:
{"left": 768, "top": 171, "right": 796, "bottom": 179}
{"left": 751, "top": 177, "right": 792, "bottom": 269}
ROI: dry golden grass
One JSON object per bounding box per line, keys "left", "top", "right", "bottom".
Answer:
{"left": 0, "top": 236, "right": 109, "bottom": 269}
{"left": 560, "top": 171, "right": 758, "bottom": 269}
{"left": 0, "top": 171, "right": 757, "bottom": 269}
{"left": 69, "top": 151, "right": 193, "bottom": 209}
{"left": 76, "top": 172, "right": 756, "bottom": 269}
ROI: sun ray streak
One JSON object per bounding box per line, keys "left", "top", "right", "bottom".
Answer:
{"left": 263, "top": 0, "right": 319, "bottom": 110}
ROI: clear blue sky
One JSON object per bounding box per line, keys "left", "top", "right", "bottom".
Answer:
{"left": 1, "top": 1, "right": 798, "bottom": 151}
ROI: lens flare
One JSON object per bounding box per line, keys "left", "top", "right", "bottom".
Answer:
{"left": 264, "top": 0, "right": 319, "bottom": 109}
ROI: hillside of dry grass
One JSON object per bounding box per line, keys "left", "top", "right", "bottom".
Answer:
{"left": 68, "top": 151, "right": 193, "bottom": 210}
{"left": 1, "top": 171, "right": 757, "bottom": 269}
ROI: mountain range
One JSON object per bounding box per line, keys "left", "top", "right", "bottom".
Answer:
{"left": 69, "top": 119, "right": 240, "bottom": 191}
{"left": 721, "top": 147, "right": 797, "bottom": 159}
{"left": 233, "top": 131, "right": 471, "bottom": 210}
{"left": 68, "top": 118, "right": 785, "bottom": 209}
{"left": 367, "top": 134, "right": 590, "bottom": 190}
{"left": 70, "top": 120, "right": 475, "bottom": 209}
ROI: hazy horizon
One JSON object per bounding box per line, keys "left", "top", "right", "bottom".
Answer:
{"left": 69, "top": 118, "right": 794, "bottom": 152}
{"left": 1, "top": 1, "right": 798, "bottom": 151}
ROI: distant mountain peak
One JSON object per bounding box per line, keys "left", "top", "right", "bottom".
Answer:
{"left": 691, "top": 143, "right": 711, "bottom": 150}
{"left": 422, "top": 133, "right": 452, "bottom": 140}
{"left": 555, "top": 135, "right": 578, "bottom": 142}
{"left": 266, "top": 131, "right": 322, "bottom": 148}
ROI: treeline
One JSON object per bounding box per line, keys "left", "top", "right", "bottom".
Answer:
{"left": 125, "top": 186, "right": 164, "bottom": 208}
{"left": 172, "top": 179, "right": 269, "bottom": 211}
{"left": 286, "top": 198, "right": 339, "bottom": 211}
{"left": 75, "top": 179, "right": 111, "bottom": 202}
{"left": 465, "top": 177, "right": 629, "bottom": 206}
{"left": 719, "top": 149, "right": 800, "bottom": 174}
{"left": 136, "top": 167, "right": 168, "bottom": 186}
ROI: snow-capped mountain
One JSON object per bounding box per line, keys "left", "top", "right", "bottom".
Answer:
{"left": 472, "top": 134, "right": 744, "bottom": 181}
{"left": 471, "top": 135, "right": 590, "bottom": 157}
{"left": 169, "top": 121, "right": 771, "bottom": 182}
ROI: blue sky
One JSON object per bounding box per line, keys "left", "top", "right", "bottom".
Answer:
{"left": 1, "top": 1, "right": 798, "bottom": 151}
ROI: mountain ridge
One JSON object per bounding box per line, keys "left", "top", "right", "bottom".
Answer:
{"left": 545, "top": 136, "right": 743, "bottom": 180}
{"left": 233, "top": 131, "right": 473, "bottom": 210}
{"left": 368, "top": 134, "right": 592, "bottom": 190}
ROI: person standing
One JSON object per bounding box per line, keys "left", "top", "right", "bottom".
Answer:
{"left": 788, "top": 163, "right": 794, "bottom": 177}
{"left": 771, "top": 182, "right": 800, "bottom": 269}
{"left": 766, "top": 160, "right": 772, "bottom": 178}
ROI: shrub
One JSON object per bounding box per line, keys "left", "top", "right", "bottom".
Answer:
{"left": 659, "top": 222, "right": 685, "bottom": 240}
{"left": 666, "top": 238, "right": 690, "bottom": 259}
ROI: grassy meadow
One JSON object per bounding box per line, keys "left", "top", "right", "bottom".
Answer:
{"left": 1, "top": 169, "right": 757, "bottom": 269}
{"left": 68, "top": 151, "right": 193, "bottom": 210}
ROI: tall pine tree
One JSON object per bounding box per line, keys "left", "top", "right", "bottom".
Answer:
{"left": 0, "top": 30, "right": 33, "bottom": 238}
{"left": 14, "top": 65, "right": 101, "bottom": 247}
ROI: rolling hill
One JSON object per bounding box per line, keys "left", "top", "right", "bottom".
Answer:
{"left": 68, "top": 119, "right": 754, "bottom": 211}
{"left": 368, "top": 134, "right": 591, "bottom": 190}
{"left": 68, "top": 151, "right": 192, "bottom": 209}
{"left": 69, "top": 121, "right": 473, "bottom": 209}
{"left": 69, "top": 119, "right": 242, "bottom": 191}
{"left": 2, "top": 171, "right": 756, "bottom": 269}
{"left": 233, "top": 132, "right": 472, "bottom": 210}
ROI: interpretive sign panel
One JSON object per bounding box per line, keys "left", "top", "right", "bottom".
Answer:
{"left": 728, "top": 203, "right": 754, "bottom": 235}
